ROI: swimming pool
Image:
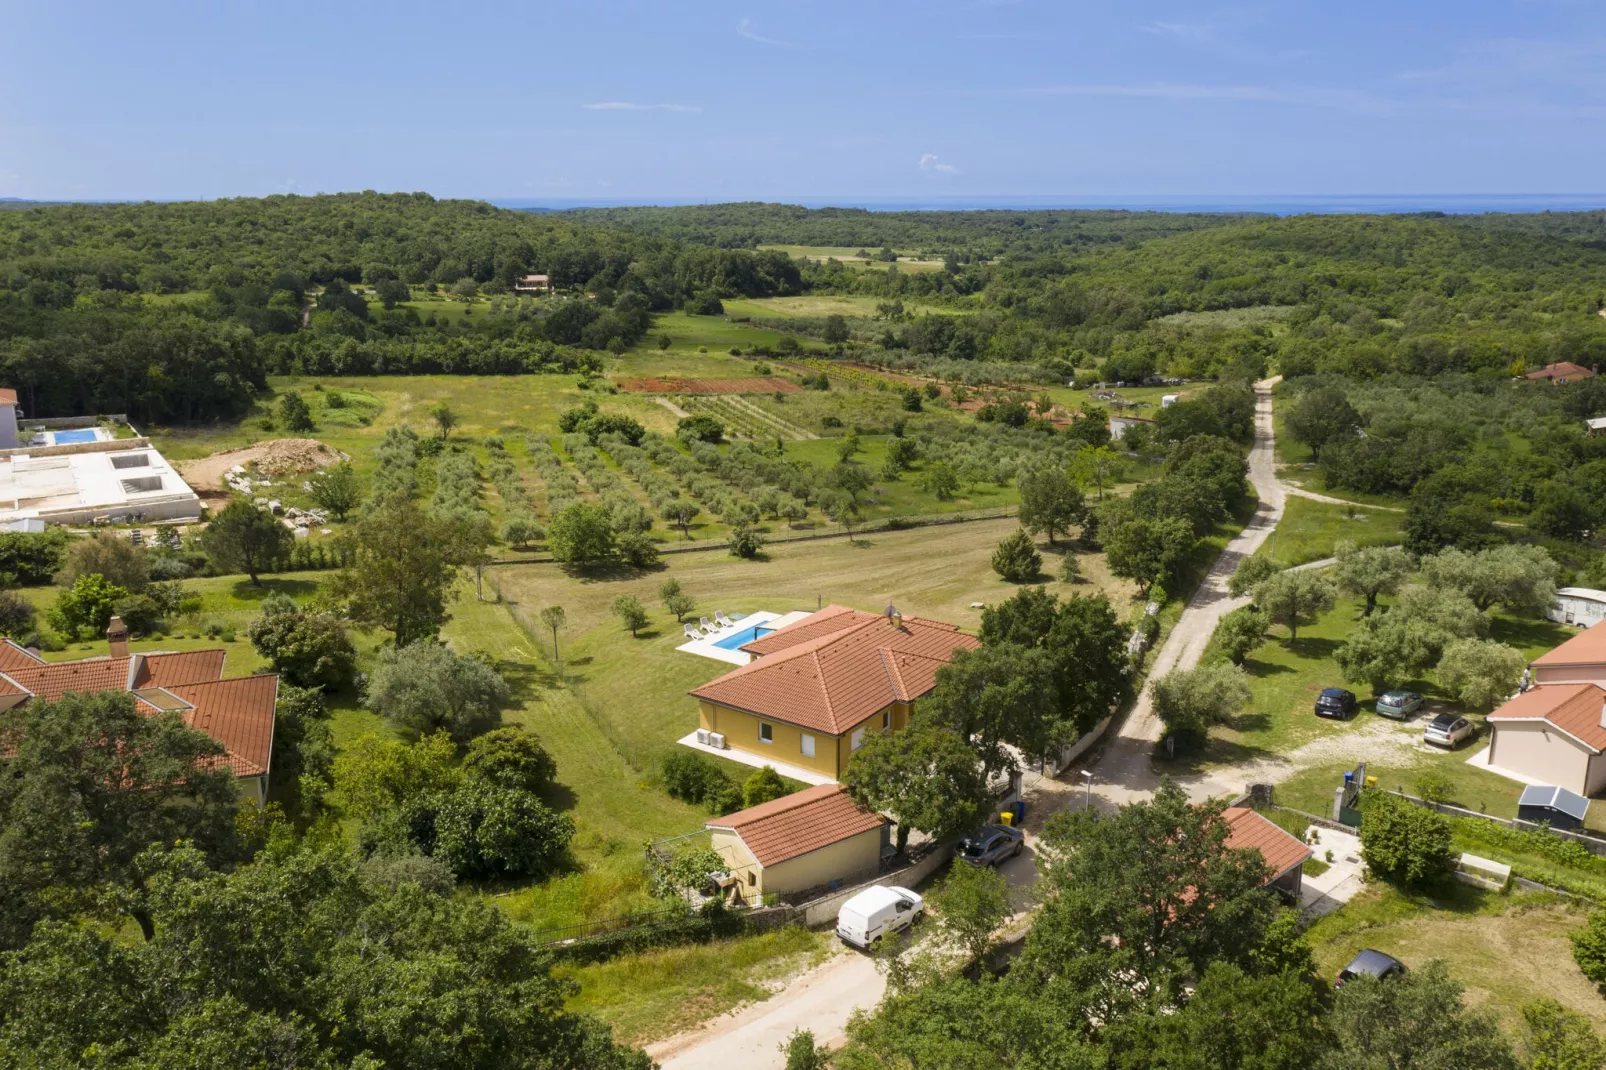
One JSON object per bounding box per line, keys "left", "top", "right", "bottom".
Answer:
{"left": 712, "top": 625, "right": 774, "bottom": 651}
{"left": 51, "top": 429, "right": 101, "bottom": 444}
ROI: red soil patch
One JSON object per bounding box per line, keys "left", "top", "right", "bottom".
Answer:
{"left": 614, "top": 376, "right": 803, "bottom": 395}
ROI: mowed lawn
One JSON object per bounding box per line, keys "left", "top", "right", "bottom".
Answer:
{"left": 1195, "top": 593, "right": 1577, "bottom": 819}
{"left": 1307, "top": 885, "right": 1603, "bottom": 1033}
{"left": 1257, "top": 496, "right": 1406, "bottom": 568}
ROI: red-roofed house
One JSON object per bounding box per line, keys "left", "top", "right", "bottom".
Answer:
{"left": 706, "top": 783, "right": 888, "bottom": 901}
{"left": 0, "top": 617, "right": 278, "bottom": 802}
{"left": 688, "top": 605, "right": 980, "bottom": 780}
{"left": 1221, "top": 806, "right": 1313, "bottom": 901}
{"left": 1525, "top": 361, "right": 1597, "bottom": 385}
{"left": 1482, "top": 620, "right": 1606, "bottom": 795}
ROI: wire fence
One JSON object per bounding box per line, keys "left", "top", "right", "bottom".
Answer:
{"left": 487, "top": 504, "right": 1021, "bottom": 566}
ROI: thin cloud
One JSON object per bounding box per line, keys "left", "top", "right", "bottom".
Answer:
{"left": 919, "top": 153, "right": 959, "bottom": 174}
{"left": 1020, "top": 82, "right": 1383, "bottom": 112}
{"left": 583, "top": 102, "right": 701, "bottom": 113}
{"left": 738, "top": 18, "right": 789, "bottom": 46}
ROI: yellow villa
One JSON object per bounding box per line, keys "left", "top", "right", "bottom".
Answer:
{"left": 686, "top": 605, "right": 979, "bottom": 781}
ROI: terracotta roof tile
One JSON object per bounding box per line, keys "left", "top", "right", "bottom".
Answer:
{"left": 1222, "top": 807, "right": 1312, "bottom": 880}
{"left": 740, "top": 605, "right": 883, "bottom": 656}
{"left": 707, "top": 784, "right": 886, "bottom": 867}
{"left": 1534, "top": 621, "right": 1606, "bottom": 668}
{"left": 0, "top": 640, "right": 45, "bottom": 672}
{"left": 0, "top": 389, "right": 16, "bottom": 405}
{"left": 1526, "top": 362, "right": 1596, "bottom": 381}
{"left": 166, "top": 675, "right": 278, "bottom": 778}
{"left": 134, "top": 649, "right": 227, "bottom": 688}
{"left": 6, "top": 658, "right": 133, "bottom": 700}
{"left": 1489, "top": 683, "right": 1606, "bottom": 752}
{"left": 692, "top": 609, "right": 979, "bottom": 735}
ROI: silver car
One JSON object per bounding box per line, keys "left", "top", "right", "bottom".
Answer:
{"left": 1424, "top": 713, "right": 1476, "bottom": 748}
{"left": 1375, "top": 691, "right": 1424, "bottom": 720}
{"left": 957, "top": 824, "right": 1025, "bottom": 867}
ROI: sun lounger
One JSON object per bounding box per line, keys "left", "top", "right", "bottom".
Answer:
{"left": 699, "top": 617, "right": 715, "bottom": 632}
{"left": 715, "top": 611, "right": 733, "bottom": 627}
{"left": 684, "top": 623, "right": 704, "bottom": 640}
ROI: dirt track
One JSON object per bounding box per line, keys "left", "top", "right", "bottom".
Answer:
{"left": 175, "top": 438, "right": 347, "bottom": 492}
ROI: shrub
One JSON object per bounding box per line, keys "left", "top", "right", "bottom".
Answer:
{"left": 728, "top": 522, "right": 766, "bottom": 559}
{"left": 662, "top": 750, "right": 740, "bottom": 812}
{"left": 367, "top": 642, "right": 510, "bottom": 744}
{"left": 612, "top": 594, "right": 650, "bottom": 636}
{"left": 57, "top": 531, "right": 149, "bottom": 592}
{"left": 358, "top": 851, "right": 457, "bottom": 897}
{"left": 616, "top": 531, "right": 660, "bottom": 568}
{"left": 48, "top": 574, "right": 129, "bottom": 639}
{"left": 463, "top": 726, "right": 557, "bottom": 794}
{"left": 1571, "top": 909, "right": 1606, "bottom": 986}
{"left": 0, "top": 590, "right": 37, "bottom": 638}
{"left": 1360, "top": 791, "right": 1455, "bottom": 889}
{"left": 742, "top": 765, "right": 788, "bottom": 807}
{"left": 991, "top": 529, "right": 1042, "bottom": 583}
{"left": 395, "top": 782, "right": 574, "bottom": 881}
{"left": 247, "top": 597, "right": 358, "bottom": 692}
{"left": 677, "top": 414, "right": 726, "bottom": 444}
{"left": 278, "top": 391, "right": 314, "bottom": 432}
{"left": 1213, "top": 605, "right": 1268, "bottom": 665}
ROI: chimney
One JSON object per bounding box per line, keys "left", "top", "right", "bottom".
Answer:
{"left": 106, "top": 615, "right": 129, "bottom": 659}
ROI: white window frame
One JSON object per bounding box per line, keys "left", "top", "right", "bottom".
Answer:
{"left": 800, "top": 733, "right": 815, "bottom": 758}
{"left": 883, "top": 709, "right": 891, "bottom": 730}
{"left": 851, "top": 727, "right": 866, "bottom": 751}
{"left": 758, "top": 722, "right": 773, "bottom": 744}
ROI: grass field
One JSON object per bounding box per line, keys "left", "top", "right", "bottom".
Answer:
{"left": 1190, "top": 593, "right": 1575, "bottom": 813}
{"left": 554, "top": 927, "right": 831, "bottom": 1046}
{"left": 1257, "top": 496, "right": 1406, "bottom": 567}
{"left": 722, "top": 295, "right": 963, "bottom": 320}
{"left": 1306, "top": 885, "right": 1602, "bottom": 1033}
{"left": 755, "top": 245, "right": 948, "bottom": 272}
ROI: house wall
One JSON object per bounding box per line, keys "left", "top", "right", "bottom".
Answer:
{"left": 699, "top": 700, "right": 843, "bottom": 777}
{"left": 1533, "top": 662, "right": 1606, "bottom": 688}
{"left": 833, "top": 702, "right": 907, "bottom": 771}
{"left": 238, "top": 773, "right": 267, "bottom": 807}
{"left": 1489, "top": 720, "right": 1593, "bottom": 794}
{"left": 762, "top": 827, "right": 884, "bottom": 897}
{"left": 1588, "top": 754, "right": 1606, "bottom": 797}
{"left": 0, "top": 405, "right": 17, "bottom": 450}
{"left": 710, "top": 828, "right": 763, "bottom": 895}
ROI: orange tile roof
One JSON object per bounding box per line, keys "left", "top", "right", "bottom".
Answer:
{"left": 691, "top": 608, "right": 980, "bottom": 735}
{"left": 708, "top": 784, "right": 886, "bottom": 868}
{"left": 166, "top": 675, "right": 279, "bottom": 778}
{"left": 0, "top": 645, "right": 272, "bottom": 780}
{"left": 0, "top": 640, "right": 44, "bottom": 672}
{"left": 7, "top": 657, "right": 134, "bottom": 700}
{"left": 1489, "top": 682, "right": 1606, "bottom": 752}
{"left": 1221, "top": 807, "right": 1312, "bottom": 881}
{"left": 740, "top": 605, "right": 884, "bottom": 656}
{"left": 1526, "top": 362, "right": 1596, "bottom": 381}
{"left": 1534, "top": 621, "right": 1606, "bottom": 667}
{"left": 0, "top": 389, "right": 16, "bottom": 405}
{"left": 134, "top": 649, "right": 227, "bottom": 688}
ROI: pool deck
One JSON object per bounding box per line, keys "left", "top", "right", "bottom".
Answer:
{"left": 676, "top": 609, "right": 812, "bottom": 666}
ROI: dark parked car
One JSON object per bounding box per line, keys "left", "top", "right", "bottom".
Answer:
{"left": 958, "top": 824, "right": 1025, "bottom": 867}
{"left": 1315, "top": 687, "right": 1358, "bottom": 719}
{"left": 1335, "top": 949, "right": 1405, "bottom": 988}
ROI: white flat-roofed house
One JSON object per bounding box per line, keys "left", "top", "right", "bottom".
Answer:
{"left": 0, "top": 444, "right": 200, "bottom": 526}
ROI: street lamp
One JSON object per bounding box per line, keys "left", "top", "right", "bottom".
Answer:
{"left": 1080, "top": 770, "right": 1093, "bottom": 810}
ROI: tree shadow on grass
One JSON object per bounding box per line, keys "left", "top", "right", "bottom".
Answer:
{"left": 537, "top": 779, "right": 579, "bottom": 814}
{"left": 1243, "top": 657, "right": 1297, "bottom": 677}
{"left": 231, "top": 577, "right": 320, "bottom": 604}
{"left": 495, "top": 656, "right": 559, "bottom": 700}
{"left": 1283, "top": 636, "right": 1342, "bottom": 661}
{"left": 1490, "top": 613, "right": 1567, "bottom": 651}
{"left": 563, "top": 560, "right": 667, "bottom": 584}
{"left": 1222, "top": 711, "right": 1272, "bottom": 734}
{"left": 1150, "top": 735, "right": 1282, "bottom": 778}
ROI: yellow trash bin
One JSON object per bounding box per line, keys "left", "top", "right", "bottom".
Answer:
{"left": 999, "top": 810, "right": 1014, "bottom": 827}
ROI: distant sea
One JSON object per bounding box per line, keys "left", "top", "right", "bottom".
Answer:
{"left": 492, "top": 194, "right": 1606, "bottom": 216}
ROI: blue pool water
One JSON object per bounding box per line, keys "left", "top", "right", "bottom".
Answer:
{"left": 713, "top": 625, "right": 774, "bottom": 651}
{"left": 51, "top": 429, "right": 100, "bottom": 444}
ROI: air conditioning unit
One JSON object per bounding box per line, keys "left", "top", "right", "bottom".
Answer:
{"left": 708, "top": 732, "right": 727, "bottom": 750}
{"left": 695, "top": 729, "right": 712, "bottom": 746}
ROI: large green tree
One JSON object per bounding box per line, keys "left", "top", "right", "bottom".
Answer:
{"left": 330, "top": 495, "right": 477, "bottom": 645}
{"left": 201, "top": 501, "right": 291, "bottom": 585}
{"left": 1018, "top": 466, "right": 1087, "bottom": 546}
{"left": 0, "top": 692, "right": 241, "bottom": 946}
{"left": 1320, "top": 960, "right": 1518, "bottom": 1070}
{"left": 840, "top": 725, "right": 988, "bottom": 852}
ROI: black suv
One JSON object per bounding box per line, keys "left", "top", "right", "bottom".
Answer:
{"left": 1315, "top": 687, "right": 1358, "bottom": 719}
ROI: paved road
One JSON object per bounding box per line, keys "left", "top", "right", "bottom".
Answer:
{"left": 651, "top": 377, "right": 1296, "bottom": 1069}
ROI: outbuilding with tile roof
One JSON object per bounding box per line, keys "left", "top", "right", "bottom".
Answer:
{"left": 688, "top": 605, "right": 979, "bottom": 780}
{"left": 1221, "top": 806, "right": 1313, "bottom": 901}
{"left": 706, "top": 784, "right": 888, "bottom": 902}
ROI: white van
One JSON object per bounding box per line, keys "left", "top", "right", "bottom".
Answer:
{"left": 836, "top": 885, "right": 924, "bottom": 949}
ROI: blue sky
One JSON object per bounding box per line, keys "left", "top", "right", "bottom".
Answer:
{"left": 2, "top": 1, "right": 1600, "bottom": 202}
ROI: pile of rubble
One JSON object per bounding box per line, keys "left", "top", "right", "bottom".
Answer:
{"left": 225, "top": 465, "right": 333, "bottom": 537}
